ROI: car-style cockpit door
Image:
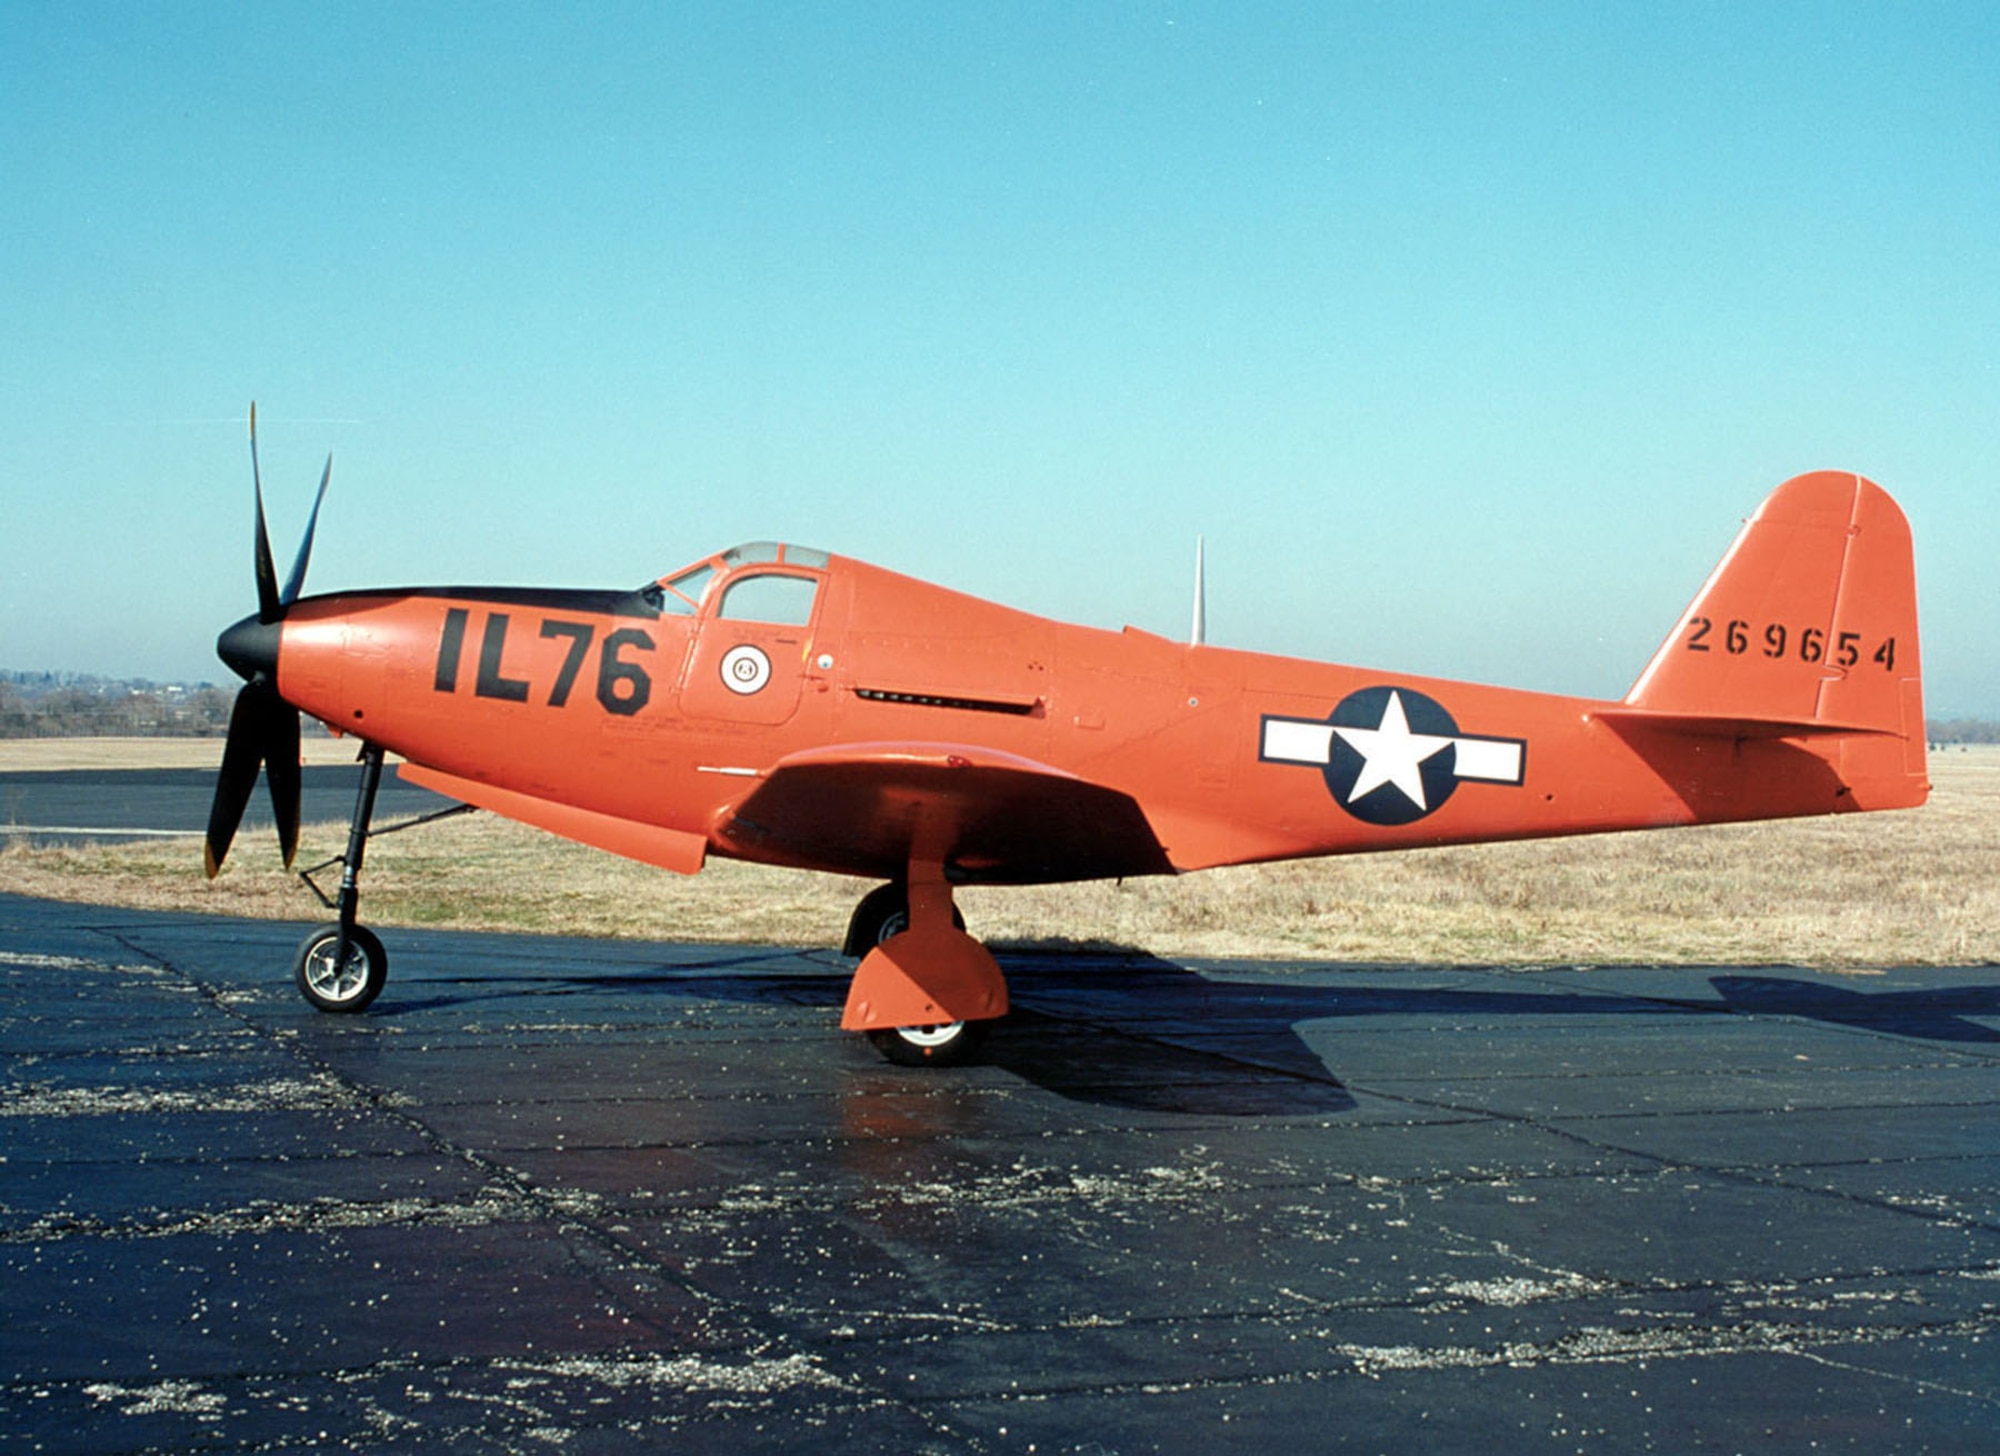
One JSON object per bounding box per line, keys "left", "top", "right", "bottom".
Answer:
{"left": 679, "top": 565, "right": 823, "bottom": 725}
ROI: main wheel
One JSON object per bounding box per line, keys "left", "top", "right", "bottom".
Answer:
{"left": 866, "top": 1019, "right": 989, "bottom": 1068}
{"left": 842, "top": 882, "right": 964, "bottom": 956}
{"left": 292, "top": 925, "right": 388, "bottom": 1013}
{"left": 844, "top": 883, "right": 908, "bottom": 955}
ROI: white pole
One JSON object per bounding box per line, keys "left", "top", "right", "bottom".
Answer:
{"left": 1190, "top": 535, "right": 1206, "bottom": 647}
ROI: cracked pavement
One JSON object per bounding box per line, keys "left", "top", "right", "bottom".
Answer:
{"left": 2, "top": 892, "right": 1996, "bottom": 1452}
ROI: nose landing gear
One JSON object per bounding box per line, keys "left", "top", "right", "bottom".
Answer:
{"left": 291, "top": 743, "right": 389, "bottom": 1013}
{"left": 290, "top": 743, "right": 472, "bottom": 1014}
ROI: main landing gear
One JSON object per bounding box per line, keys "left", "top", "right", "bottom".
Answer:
{"left": 840, "top": 864, "right": 1008, "bottom": 1067}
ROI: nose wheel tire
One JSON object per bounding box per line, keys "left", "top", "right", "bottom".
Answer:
{"left": 293, "top": 925, "right": 388, "bottom": 1013}
{"left": 866, "top": 1019, "right": 988, "bottom": 1067}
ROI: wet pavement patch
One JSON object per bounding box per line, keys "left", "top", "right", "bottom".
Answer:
{"left": 1, "top": 892, "right": 1996, "bottom": 1452}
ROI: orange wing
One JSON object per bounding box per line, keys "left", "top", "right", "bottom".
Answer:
{"left": 399, "top": 762, "right": 709, "bottom": 873}
{"left": 713, "top": 742, "right": 1175, "bottom": 885}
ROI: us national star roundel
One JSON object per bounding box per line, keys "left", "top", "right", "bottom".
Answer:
{"left": 1259, "top": 686, "right": 1527, "bottom": 826}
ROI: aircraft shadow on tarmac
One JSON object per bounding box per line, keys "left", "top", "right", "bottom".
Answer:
{"left": 1709, "top": 974, "right": 2000, "bottom": 1044}
{"left": 946, "top": 961, "right": 1990, "bottom": 1109}
{"left": 382, "top": 954, "right": 1999, "bottom": 1117}
{"left": 636, "top": 956, "right": 1383, "bottom": 1115}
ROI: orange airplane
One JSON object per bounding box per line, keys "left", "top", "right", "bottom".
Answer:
{"left": 206, "top": 411, "right": 1928, "bottom": 1063}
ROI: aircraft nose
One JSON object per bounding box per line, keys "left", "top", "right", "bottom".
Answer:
{"left": 217, "top": 613, "right": 281, "bottom": 683}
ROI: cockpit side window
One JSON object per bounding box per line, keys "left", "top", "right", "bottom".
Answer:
{"left": 659, "top": 562, "right": 718, "bottom": 615}
{"left": 718, "top": 572, "right": 818, "bottom": 626}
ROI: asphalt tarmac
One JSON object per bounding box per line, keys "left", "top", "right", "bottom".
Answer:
{"left": 2, "top": 891, "right": 1996, "bottom": 1454}
{"left": 0, "top": 768, "right": 451, "bottom": 846}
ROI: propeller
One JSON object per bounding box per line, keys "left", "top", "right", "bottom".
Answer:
{"left": 204, "top": 404, "right": 331, "bottom": 878}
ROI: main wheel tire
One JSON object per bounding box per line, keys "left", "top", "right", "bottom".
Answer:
{"left": 843, "top": 882, "right": 965, "bottom": 956}
{"left": 844, "top": 883, "right": 908, "bottom": 955}
{"left": 866, "top": 1019, "right": 989, "bottom": 1068}
{"left": 292, "top": 925, "right": 388, "bottom": 1013}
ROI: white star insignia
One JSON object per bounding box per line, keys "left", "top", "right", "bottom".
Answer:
{"left": 1331, "top": 690, "right": 1454, "bottom": 810}
{"left": 1259, "top": 692, "right": 1527, "bottom": 825}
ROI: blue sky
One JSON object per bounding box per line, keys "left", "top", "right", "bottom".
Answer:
{"left": 5, "top": 3, "right": 1996, "bottom": 714}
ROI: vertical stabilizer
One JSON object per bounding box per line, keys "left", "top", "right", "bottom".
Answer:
{"left": 1614, "top": 471, "right": 1926, "bottom": 810}
{"left": 1625, "top": 472, "right": 1922, "bottom": 734}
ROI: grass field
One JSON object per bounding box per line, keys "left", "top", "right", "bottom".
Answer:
{"left": 2, "top": 740, "right": 1994, "bottom": 967}
{"left": 0, "top": 736, "right": 363, "bottom": 771}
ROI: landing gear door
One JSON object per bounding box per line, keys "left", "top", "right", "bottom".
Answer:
{"left": 679, "top": 570, "right": 821, "bottom": 725}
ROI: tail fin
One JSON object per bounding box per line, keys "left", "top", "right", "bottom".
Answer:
{"left": 1614, "top": 471, "right": 1926, "bottom": 808}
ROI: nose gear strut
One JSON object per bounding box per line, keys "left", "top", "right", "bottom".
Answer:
{"left": 291, "top": 743, "right": 474, "bottom": 1012}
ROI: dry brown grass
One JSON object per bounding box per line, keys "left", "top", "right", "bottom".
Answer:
{"left": 3, "top": 746, "right": 1994, "bottom": 967}
{"left": 0, "top": 736, "right": 363, "bottom": 771}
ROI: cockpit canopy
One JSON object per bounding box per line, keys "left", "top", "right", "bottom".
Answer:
{"left": 651, "top": 542, "right": 830, "bottom": 626}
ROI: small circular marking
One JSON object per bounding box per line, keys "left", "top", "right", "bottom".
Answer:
{"left": 817, "top": 653, "right": 835, "bottom": 670}
{"left": 720, "top": 644, "right": 772, "bottom": 695}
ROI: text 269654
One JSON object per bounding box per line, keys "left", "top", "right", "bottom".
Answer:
{"left": 1682, "top": 617, "right": 1898, "bottom": 671}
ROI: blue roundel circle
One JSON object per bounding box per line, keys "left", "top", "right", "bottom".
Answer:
{"left": 1322, "top": 685, "right": 1462, "bottom": 826}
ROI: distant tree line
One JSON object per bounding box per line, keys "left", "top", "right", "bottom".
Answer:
{"left": 1929, "top": 718, "right": 2000, "bottom": 746}
{"left": 0, "top": 671, "right": 235, "bottom": 738}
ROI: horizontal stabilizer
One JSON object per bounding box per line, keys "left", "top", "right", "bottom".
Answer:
{"left": 1593, "top": 707, "right": 1900, "bottom": 741}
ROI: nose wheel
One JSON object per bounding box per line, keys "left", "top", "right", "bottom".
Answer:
{"left": 293, "top": 924, "right": 388, "bottom": 1012}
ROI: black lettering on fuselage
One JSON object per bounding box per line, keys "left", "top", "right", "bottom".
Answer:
{"left": 475, "top": 613, "right": 531, "bottom": 702}
{"left": 434, "top": 608, "right": 656, "bottom": 715}
{"left": 539, "top": 619, "right": 594, "bottom": 706}
{"left": 597, "top": 627, "right": 654, "bottom": 716}
{"left": 434, "top": 607, "right": 469, "bottom": 693}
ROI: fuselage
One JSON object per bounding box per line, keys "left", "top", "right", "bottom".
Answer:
{"left": 250, "top": 538, "right": 1926, "bottom": 886}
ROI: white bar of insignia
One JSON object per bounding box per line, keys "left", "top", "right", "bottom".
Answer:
{"left": 1262, "top": 719, "right": 1335, "bottom": 765}
{"left": 1452, "top": 737, "right": 1523, "bottom": 783}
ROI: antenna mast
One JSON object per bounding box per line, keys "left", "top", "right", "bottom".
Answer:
{"left": 1190, "top": 535, "right": 1206, "bottom": 647}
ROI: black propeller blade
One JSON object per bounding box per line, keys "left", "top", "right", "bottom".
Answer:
{"left": 205, "top": 680, "right": 281, "bottom": 877}
{"left": 205, "top": 404, "right": 328, "bottom": 878}
{"left": 280, "top": 456, "right": 331, "bottom": 610}
{"left": 251, "top": 402, "right": 282, "bottom": 625}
